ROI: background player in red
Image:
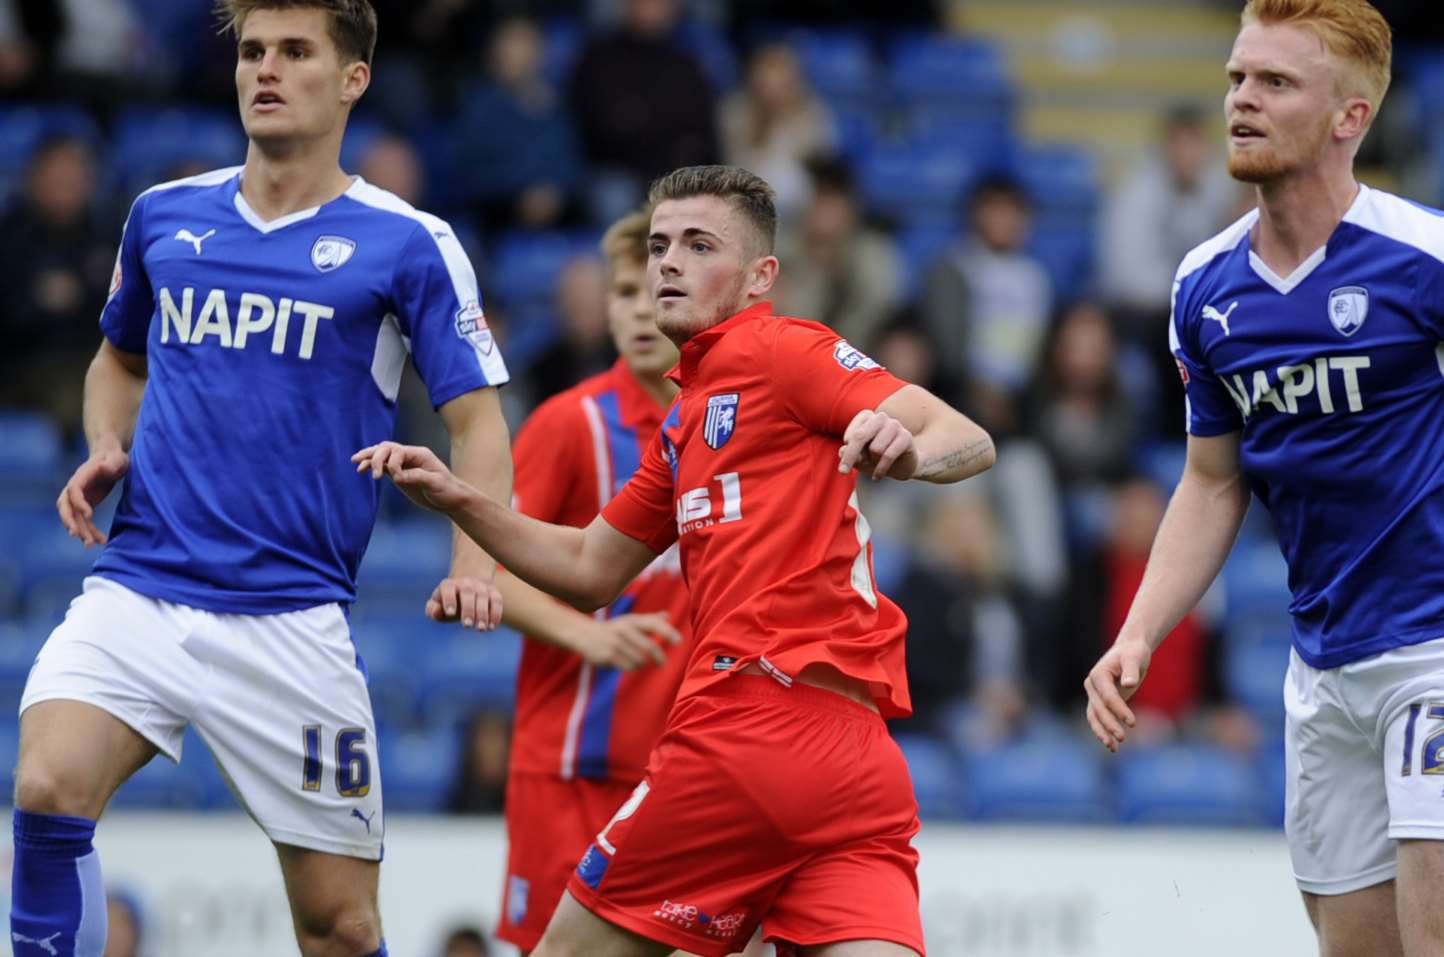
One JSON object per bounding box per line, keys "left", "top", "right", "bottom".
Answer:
{"left": 489, "top": 210, "right": 690, "bottom": 953}
{"left": 354, "top": 165, "right": 995, "bottom": 957}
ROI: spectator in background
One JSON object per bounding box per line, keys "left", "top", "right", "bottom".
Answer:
{"left": 447, "top": 709, "right": 513, "bottom": 814}
{"left": 0, "top": 135, "right": 114, "bottom": 438}
{"left": 773, "top": 158, "right": 904, "bottom": 348}
{"left": 0, "top": 0, "right": 57, "bottom": 95}
{"left": 1026, "top": 300, "right": 1138, "bottom": 546}
{"left": 889, "top": 493, "right": 1028, "bottom": 742}
{"left": 456, "top": 16, "right": 583, "bottom": 230}
{"left": 104, "top": 890, "right": 143, "bottom": 957}
{"left": 519, "top": 255, "right": 616, "bottom": 405}
{"left": 439, "top": 925, "right": 490, "bottom": 957}
{"left": 358, "top": 132, "right": 426, "bottom": 205}
{"left": 922, "top": 174, "right": 1053, "bottom": 437}
{"left": 568, "top": 0, "right": 719, "bottom": 220}
{"left": 1099, "top": 103, "right": 1237, "bottom": 325}
{"left": 720, "top": 43, "right": 835, "bottom": 218}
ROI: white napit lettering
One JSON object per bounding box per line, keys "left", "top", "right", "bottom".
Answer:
{"left": 1221, "top": 356, "right": 1371, "bottom": 420}
{"left": 156, "top": 287, "right": 334, "bottom": 360}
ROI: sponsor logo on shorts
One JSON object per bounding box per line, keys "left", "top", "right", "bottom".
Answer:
{"left": 576, "top": 843, "right": 610, "bottom": 890}
{"left": 507, "top": 875, "right": 530, "bottom": 926}
{"left": 653, "top": 900, "right": 747, "bottom": 938}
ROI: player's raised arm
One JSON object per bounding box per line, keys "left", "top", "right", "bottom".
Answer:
{"left": 57, "top": 340, "right": 147, "bottom": 547}
{"left": 427, "top": 387, "right": 513, "bottom": 630}
{"left": 1084, "top": 430, "right": 1249, "bottom": 752}
{"left": 838, "top": 383, "right": 996, "bottom": 483}
{"left": 354, "top": 441, "right": 657, "bottom": 611}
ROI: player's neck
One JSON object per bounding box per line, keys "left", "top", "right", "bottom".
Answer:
{"left": 635, "top": 371, "right": 678, "bottom": 408}
{"left": 240, "top": 143, "right": 354, "bottom": 222}
{"left": 1251, "top": 166, "right": 1359, "bottom": 278}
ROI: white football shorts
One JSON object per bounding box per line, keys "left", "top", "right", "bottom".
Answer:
{"left": 1285, "top": 635, "right": 1444, "bottom": 895}
{"left": 20, "top": 576, "right": 383, "bottom": 860}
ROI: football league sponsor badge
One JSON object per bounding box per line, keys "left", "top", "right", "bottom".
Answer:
{"left": 311, "top": 235, "right": 357, "bottom": 273}
{"left": 455, "top": 300, "right": 495, "bottom": 355}
{"left": 834, "top": 339, "right": 880, "bottom": 371}
{"left": 1328, "top": 286, "right": 1368, "bottom": 337}
{"left": 704, "top": 393, "right": 739, "bottom": 450}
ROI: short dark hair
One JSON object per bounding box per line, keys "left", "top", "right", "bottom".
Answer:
{"left": 967, "top": 173, "right": 1029, "bottom": 213}
{"left": 216, "top": 0, "right": 378, "bottom": 65}
{"left": 647, "top": 165, "right": 778, "bottom": 255}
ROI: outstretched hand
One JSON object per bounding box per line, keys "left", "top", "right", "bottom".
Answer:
{"left": 1084, "top": 636, "right": 1153, "bottom": 753}
{"left": 428, "top": 575, "right": 504, "bottom": 632}
{"left": 352, "top": 442, "right": 472, "bottom": 514}
{"left": 57, "top": 448, "right": 130, "bottom": 546}
{"left": 578, "top": 612, "right": 683, "bottom": 670}
{"left": 838, "top": 410, "right": 918, "bottom": 481}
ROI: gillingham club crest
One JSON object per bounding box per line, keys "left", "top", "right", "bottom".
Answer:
{"left": 311, "top": 235, "right": 357, "bottom": 273}
{"left": 703, "top": 393, "right": 739, "bottom": 450}
{"left": 1327, "top": 285, "right": 1368, "bottom": 337}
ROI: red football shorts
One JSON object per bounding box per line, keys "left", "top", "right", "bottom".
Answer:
{"left": 498, "top": 771, "right": 642, "bottom": 951}
{"left": 566, "top": 675, "right": 925, "bottom": 956}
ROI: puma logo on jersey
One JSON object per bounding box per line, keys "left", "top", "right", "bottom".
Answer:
{"left": 351, "top": 808, "right": 376, "bottom": 834}
{"left": 175, "top": 228, "right": 216, "bottom": 255}
{"left": 1220, "top": 355, "right": 1371, "bottom": 421}
{"left": 12, "top": 931, "right": 62, "bottom": 955}
{"left": 1203, "top": 301, "right": 1239, "bottom": 336}
{"left": 158, "top": 286, "right": 335, "bottom": 360}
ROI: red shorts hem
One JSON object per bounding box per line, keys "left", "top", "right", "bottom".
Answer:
{"left": 565, "top": 874, "right": 737, "bottom": 957}
{"left": 767, "top": 925, "right": 925, "bottom": 956}
{"left": 494, "top": 923, "right": 542, "bottom": 953}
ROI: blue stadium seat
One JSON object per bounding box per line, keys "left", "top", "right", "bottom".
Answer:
{"left": 0, "top": 411, "right": 65, "bottom": 490}
{"left": 542, "top": 18, "right": 585, "bottom": 88}
{"left": 774, "top": 29, "right": 879, "bottom": 105}
{"left": 895, "top": 221, "right": 955, "bottom": 299}
{"left": 377, "top": 722, "right": 462, "bottom": 812}
{"left": 110, "top": 745, "right": 207, "bottom": 810}
{"left": 110, "top": 107, "right": 248, "bottom": 195}
{"left": 339, "top": 115, "right": 388, "bottom": 172}
{"left": 499, "top": 301, "right": 562, "bottom": 374}
{"left": 1116, "top": 744, "right": 1268, "bottom": 826}
{"left": 0, "top": 619, "right": 50, "bottom": 704}
{"left": 893, "top": 733, "right": 967, "bottom": 819}
{"left": 677, "top": 21, "right": 739, "bottom": 93}
{"left": 18, "top": 525, "right": 97, "bottom": 619}
{"left": 348, "top": 615, "right": 430, "bottom": 728}
{"left": 858, "top": 142, "right": 978, "bottom": 226}
{"left": 963, "top": 734, "right": 1113, "bottom": 823}
{"left": 828, "top": 103, "right": 884, "bottom": 162}
{"left": 1135, "top": 441, "right": 1187, "bottom": 494}
{"left": 1223, "top": 629, "right": 1291, "bottom": 724}
{"left": 0, "top": 715, "right": 18, "bottom": 802}
{"left": 489, "top": 231, "right": 599, "bottom": 310}
{"left": 1028, "top": 226, "right": 1096, "bottom": 302}
{"left": 887, "top": 36, "right": 1011, "bottom": 121}
{"left": 0, "top": 105, "right": 100, "bottom": 203}
{"left": 1017, "top": 145, "right": 1099, "bottom": 218}
{"left": 1222, "top": 539, "right": 1291, "bottom": 618}
{"left": 416, "top": 628, "right": 523, "bottom": 726}
{"left": 353, "top": 519, "right": 453, "bottom": 611}
{"left": 904, "top": 115, "right": 1016, "bottom": 171}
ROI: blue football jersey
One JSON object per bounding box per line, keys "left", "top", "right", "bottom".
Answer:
{"left": 93, "top": 167, "right": 509, "bottom": 613}
{"left": 1171, "top": 185, "right": 1444, "bottom": 668}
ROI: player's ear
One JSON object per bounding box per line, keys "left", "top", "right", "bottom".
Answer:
{"left": 1334, "top": 96, "right": 1372, "bottom": 144}
{"left": 340, "top": 60, "right": 370, "bottom": 107}
{"left": 746, "top": 254, "right": 780, "bottom": 300}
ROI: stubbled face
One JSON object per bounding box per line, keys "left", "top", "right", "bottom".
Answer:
{"left": 236, "top": 8, "right": 362, "bottom": 146}
{"left": 1224, "top": 21, "right": 1344, "bottom": 184}
{"left": 609, "top": 257, "right": 680, "bottom": 379}
{"left": 648, "top": 195, "right": 757, "bottom": 344}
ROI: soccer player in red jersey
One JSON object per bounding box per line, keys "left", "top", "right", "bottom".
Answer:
{"left": 355, "top": 165, "right": 995, "bottom": 957}
{"left": 491, "top": 210, "right": 691, "bottom": 953}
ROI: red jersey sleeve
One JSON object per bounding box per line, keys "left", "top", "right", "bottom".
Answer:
{"left": 773, "top": 321, "right": 908, "bottom": 434}
{"left": 511, "top": 394, "right": 588, "bottom": 523}
{"left": 600, "top": 425, "right": 678, "bottom": 554}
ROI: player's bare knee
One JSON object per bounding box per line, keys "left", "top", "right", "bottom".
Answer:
{"left": 12, "top": 759, "right": 104, "bottom": 819}
{"left": 295, "top": 907, "right": 381, "bottom": 957}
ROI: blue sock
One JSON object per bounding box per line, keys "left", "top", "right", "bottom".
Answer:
{"left": 361, "top": 943, "right": 388, "bottom": 957}
{"left": 10, "top": 809, "right": 108, "bottom": 957}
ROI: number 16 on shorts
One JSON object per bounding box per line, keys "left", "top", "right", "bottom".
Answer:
{"left": 302, "top": 725, "right": 372, "bottom": 797}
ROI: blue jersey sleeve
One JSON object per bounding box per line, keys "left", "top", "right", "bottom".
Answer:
{"left": 393, "top": 222, "right": 510, "bottom": 408}
{"left": 98, "top": 195, "right": 155, "bottom": 355}
{"left": 1170, "top": 274, "right": 1243, "bottom": 436}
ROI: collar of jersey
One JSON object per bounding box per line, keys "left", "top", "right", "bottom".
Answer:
{"left": 610, "top": 357, "right": 667, "bottom": 430}
{"left": 667, "top": 301, "right": 774, "bottom": 386}
{"left": 1245, "top": 183, "right": 1370, "bottom": 295}
{"left": 230, "top": 175, "right": 366, "bottom": 234}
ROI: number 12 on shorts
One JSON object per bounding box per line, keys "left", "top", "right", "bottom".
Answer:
{"left": 1401, "top": 703, "right": 1444, "bottom": 776}
{"left": 302, "top": 725, "right": 372, "bottom": 797}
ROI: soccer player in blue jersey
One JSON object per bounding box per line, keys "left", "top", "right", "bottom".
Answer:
{"left": 8, "top": 3, "right": 512, "bottom": 956}
{"left": 1084, "top": 1, "right": 1444, "bottom": 954}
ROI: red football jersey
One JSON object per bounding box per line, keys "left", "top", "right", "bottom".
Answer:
{"left": 509, "top": 359, "right": 689, "bottom": 782}
{"left": 601, "top": 303, "right": 914, "bottom": 718}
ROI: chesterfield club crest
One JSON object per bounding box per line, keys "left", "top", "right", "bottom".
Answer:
{"left": 1327, "top": 285, "right": 1368, "bottom": 337}
{"left": 704, "top": 393, "right": 739, "bottom": 450}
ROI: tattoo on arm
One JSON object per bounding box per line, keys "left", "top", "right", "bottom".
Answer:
{"left": 916, "top": 438, "right": 993, "bottom": 480}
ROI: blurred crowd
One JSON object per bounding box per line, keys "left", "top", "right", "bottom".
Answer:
{"left": 6, "top": 0, "right": 1444, "bottom": 842}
